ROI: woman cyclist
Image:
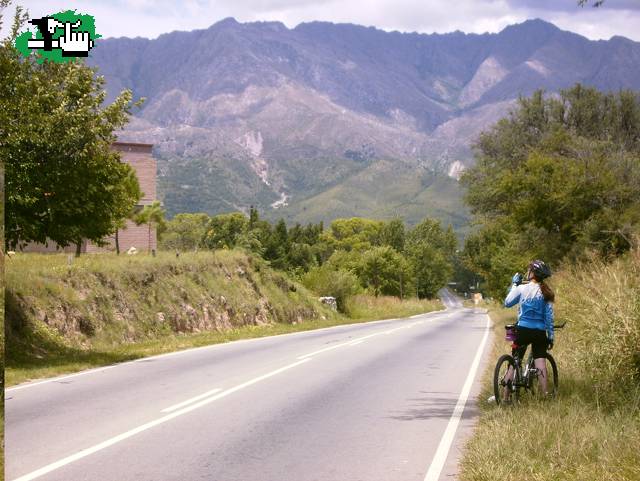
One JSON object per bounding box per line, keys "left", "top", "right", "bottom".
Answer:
{"left": 504, "top": 259, "right": 555, "bottom": 396}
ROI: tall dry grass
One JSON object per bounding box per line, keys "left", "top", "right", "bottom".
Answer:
{"left": 344, "top": 294, "right": 442, "bottom": 320}
{"left": 555, "top": 247, "right": 640, "bottom": 405}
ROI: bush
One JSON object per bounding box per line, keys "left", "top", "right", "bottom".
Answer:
{"left": 302, "top": 265, "right": 360, "bottom": 312}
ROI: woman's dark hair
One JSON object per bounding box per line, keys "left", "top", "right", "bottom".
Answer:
{"left": 529, "top": 259, "right": 554, "bottom": 302}
{"left": 535, "top": 276, "right": 555, "bottom": 302}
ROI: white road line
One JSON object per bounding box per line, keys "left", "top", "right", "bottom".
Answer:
{"left": 296, "top": 340, "right": 359, "bottom": 359}
{"left": 11, "top": 358, "right": 312, "bottom": 481}
{"left": 161, "top": 388, "right": 223, "bottom": 413}
{"left": 5, "top": 366, "right": 117, "bottom": 393}
{"left": 383, "top": 327, "right": 403, "bottom": 335}
{"left": 7, "top": 310, "right": 448, "bottom": 393}
{"left": 423, "top": 314, "right": 491, "bottom": 481}
{"left": 298, "top": 312, "right": 452, "bottom": 358}
{"left": 296, "top": 331, "right": 389, "bottom": 359}
{"left": 348, "top": 340, "right": 364, "bottom": 346}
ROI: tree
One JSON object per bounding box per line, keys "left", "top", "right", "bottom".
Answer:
{"left": 159, "top": 213, "right": 210, "bottom": 251}
{"left": 380, "top": 219, "right": 405, "bottom": 252}
{"left": 359, "top": 246, "right": 409, "bottom": 297}
{"left": 202, "top": 212, "right": 249, "bottom": 250}
{"left": 286, "top": 242, "right": 317, "bottom": 274}
{"left": 328, "top": 218, "right": 384, "bottom": 251}
{"left": 2, "top": 7, "right": 143, "bottom": 252}
{"left": 461, "top": 85, "right": 640, "bottom": 295}
{"left": 405, "top": 219, "right": 457, "bottom": 298}
{"left": 134, "top": 201, "right": 166, "bottom": 252}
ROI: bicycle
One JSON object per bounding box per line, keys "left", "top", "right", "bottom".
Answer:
{"left": 493, "top": 322, "right": 565, "bottom": 405}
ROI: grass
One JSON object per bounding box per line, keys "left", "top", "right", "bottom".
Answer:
{"left": 5, "top": 251, "right": 442, "bottom": 386}
{"left": 345, "top": 294, "right": 443, "bottom": 320}
{"left": 460, "top": 249, "right": 640, "bottom": 481}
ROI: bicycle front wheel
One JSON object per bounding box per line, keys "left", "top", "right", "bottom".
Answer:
{"left": 530, "top": 353, "right": 559, "bottom": 398}
{"left": 493, "top": 354, "right": 517, "bottom": 405}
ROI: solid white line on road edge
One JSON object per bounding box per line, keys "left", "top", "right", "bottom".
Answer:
{"left": 11, "top": 358, "right": 312, "bottom": 481}
{"left": 161, "top": 388, "right": 223, "bottom": 413}
{"left": 348, "top": 340, "right": 364, "bottom": 346}
{"left": 422, "top": 313, "right": 491, "bottom": 481}
{"left": 5, "top": 366, "right": 117, "bottom": 393}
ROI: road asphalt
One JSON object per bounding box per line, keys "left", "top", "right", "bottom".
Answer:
{"left": 6, "top": 290, "right": 491, "bottom": 481}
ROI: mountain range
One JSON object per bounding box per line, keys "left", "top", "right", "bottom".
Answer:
{"left": 88, "top": 18, "right": 640, "bottom": 232}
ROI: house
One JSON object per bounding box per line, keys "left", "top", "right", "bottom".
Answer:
{"left": 20, "top": 141, "right": 158, "bottom": 254}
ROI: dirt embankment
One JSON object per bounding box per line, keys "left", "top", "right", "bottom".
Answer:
{"left": 6, "top": 250, "right": 335, "bottom": 356}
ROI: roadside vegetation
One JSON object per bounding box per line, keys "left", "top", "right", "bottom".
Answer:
{"left": 162, "top": 208, "right": 459, "bottom": 301}
{"left": 5, "top": 251, "right": 443, "bottom": 386}
{"left": 460, "top": 86, "right": 640, "bottom": 480}
{"left": 461, "top": 85, "right": 640, "bottom": 298}
{"left": 462, "top": 248, "right": 640, "bottom": 481}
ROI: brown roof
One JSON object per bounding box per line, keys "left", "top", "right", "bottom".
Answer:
{"left": 112, "top": 141, "right": 154, "bottom": 153}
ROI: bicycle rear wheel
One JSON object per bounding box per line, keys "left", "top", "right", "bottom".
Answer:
{"left": 530, "top": 353, "right": 558, "bottom": 398}
{"left": 493, "top": 354, "right": 517, "bottom": 405}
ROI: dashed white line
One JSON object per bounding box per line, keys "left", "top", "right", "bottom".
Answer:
{"left": 161, "top": 388, "right": 223, "bottom": 413}
{"left": 11, "top": 358, "right": 312, "bottom": 481}
{"left": 296, "top": 340, "right": 360, "bottom": 360}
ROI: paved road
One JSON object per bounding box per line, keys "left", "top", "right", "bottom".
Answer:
{"left": 6, "top": 291, "right": 490, "bottom": 481}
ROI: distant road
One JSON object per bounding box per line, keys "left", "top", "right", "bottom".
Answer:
{"left": 6, "top": 290, "right": 490, "bottom": 481}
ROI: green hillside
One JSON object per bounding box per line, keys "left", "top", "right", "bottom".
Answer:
{"left": 272, "top": 162, "right": 469, "bottom": 235}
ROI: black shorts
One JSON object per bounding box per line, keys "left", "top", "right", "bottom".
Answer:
{"left": 513, "top": 326, "right": 548, "bottom": 359}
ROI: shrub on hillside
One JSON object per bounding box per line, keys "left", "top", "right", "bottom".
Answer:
{"left": 302, "top": 265, "right": 360, "bottom": 312}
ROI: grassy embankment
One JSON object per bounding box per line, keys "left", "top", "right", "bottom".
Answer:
{"left": 5, "top": 251, "right": 442, "bottom": 386}
{"left": 461, "top": 249, "right": 640, "bottom": 481}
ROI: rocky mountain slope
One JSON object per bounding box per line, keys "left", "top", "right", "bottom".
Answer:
{"left": 88, "top": 19, "right": 640, "bottom": 229}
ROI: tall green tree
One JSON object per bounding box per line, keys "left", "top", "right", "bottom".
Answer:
{"left": 202, "top": 212, "right": 249, "bottom": 250}
{"left": 359, "top": 246, "right": 410, "bottom": 297}
{"left": 327, "top": 218, "right": 384, "bottom": 252}
{"left": 380, "top": 219, "right": 405, "bottom": 253}
{"left": 406, "top": 219, "right": 457, "bottom": 298}
{"left": 461, "top": 85, "right": 640, "bottom": 296}
{"left": 159, "top": 213, "right": 210, "bottom": 251}
{"left": 134, "top": 201, "right": 166, "bottom": 252}
{"left": 2, "top": 7, "right": 142, "bottom": 252}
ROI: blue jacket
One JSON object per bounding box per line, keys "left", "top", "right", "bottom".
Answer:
{"left": 505, "top": 282, "right": 554, "bottom": 340}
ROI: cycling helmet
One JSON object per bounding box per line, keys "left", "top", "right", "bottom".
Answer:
{"left": 528, "top": 259, "right": 551, "bottom": 280}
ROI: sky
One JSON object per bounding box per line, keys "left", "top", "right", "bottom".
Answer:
{"left": 1, "top": 0, "right": 640, "bottom": 42}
